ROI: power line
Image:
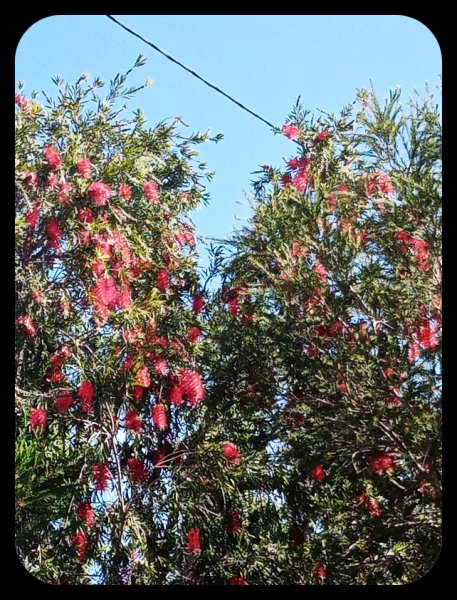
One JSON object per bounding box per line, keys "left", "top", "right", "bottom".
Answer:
{"left": 106, "top": 15, "right": 278, "bottom": 131}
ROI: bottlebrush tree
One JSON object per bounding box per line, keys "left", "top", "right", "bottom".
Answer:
{"left": 203, "top": 86, "right": 441, "bottom": 584}
{"left": 15, "top": 59, "right": 220, "bottom": 584}
{"left": 16, "top": 61, "right": 441, "bottom": 585}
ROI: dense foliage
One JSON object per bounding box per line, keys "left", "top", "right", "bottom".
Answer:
{"left": 15, "top": 62, "right": 441, "bottom": 585}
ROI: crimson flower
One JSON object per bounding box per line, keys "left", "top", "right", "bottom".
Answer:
{"left": 125, "top": 410, "right": 143, "bottom": 433}
{"left": 369, "top": 453, "right": 395, "bottom": 476}
{"left": 135, "top": 365, "right": 150, "bottom": 388}
{"left": 16, "top": 315, "right": 37, "bottom": 337}
{"left": 23, "top": 170, "right": 38, "bottom": 188}
{"left": 314, "top": 130, "right": 330, "bottom": 143}
{"left": 25, "top": 203, "right": 40, "bottom": 228}
{"left": 30, "top": 407, "right": 46, "bottom": 431}
{"left": 169, "top": 385, "right": 183, "bottom": 406}
{"left": 229, "top": 576, "right": 247, "bottom": 585}
{"left": 313, "top": 563, "right": 327, "bottom": 581}
{"left": 179, "top": 369, "right": 205, "bottom": 406}
{"left": 222, "top": 442, "right": 241, "bottom": 465}
{"left": 187, "top": 326, "right": 202, "bottom": 343}
{"left": 44, "top": 145, "right": 62, "bottom": 170}
{"left": 78, "top": 380, "right": 94, "bottom": 413}
{"left": 127, "top": 457, "right": 149, "bottom": 484}
{"left": 76, "top": 157, "right": 93, "bottom": 179}
{"left": 156, "top": 269, "right": 170, "bottom": 292}
{"left": 186, "top": 528, "right": 201, "bottom": 554}
{"left": 282, "top": 124, "right": 299, "bottom": 140}
{"left": 143, "top": 180, "right": 159, "bottom": 203}
{"left": 78, "top": 208, "right": 93, "bottom": 224}
{"left": 310, "top": 465, "right": 325, "bottom": 482}
{"left": 227, "top": 510, "right": 242, "bottom": 535}
{"left": 54, "top": 390, "right": 74, "bottom": 414}
{"left": 119, "top": 183, "right": 132, "bottom": 201}
{"left": 92, "top": 463, "right": 110, "bottom": 491}
{"left": 76, "top": 502, "right": 95, "bottom": 527}
{"left": 70, "top": 531, "right": 88, "bottom": 563}
{"left": 192, "top": 295, "right": 205, "bottom": 313}
{"left": 152, "top": 404, "right": 168, "bottom": 430}
{"left": 88, "top": 181, "right": 112, "bottom": 206}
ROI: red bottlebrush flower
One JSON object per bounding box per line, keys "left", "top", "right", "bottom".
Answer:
{"left": 169, "top": 385, "right": 183, "bottom": 406}
{"left": 365, "top": 172, "right": 394, "bottom": 196}
{"left": 408, "top": 340, "right": 421, "bottom": 364}
{"left": 88, "top": 181, "right": 112, "bottom": 206}
{"left": 186, "top": 528, "right": 201, "bottom": 554}
{"left": 125, "top": 410, "right": 143, "bottom": 432}
{"left": 25, "top": 202, "right": 40, "bottom": 228}
{"left": 192, "top": 295, "right": 205, "bottom": 313}
{"left": 31, "top": 289, "right": 45, "bottom": 304}
{"left": 281, "top": 173, "right": 292, "bottom": 186}
{"left": 187, "top": 326, "right": 202, "bottom": 343}
{"left": 118, "top": 183, "right": 132, "bottom": 201}
{"left": 91, "top": 260, "right": 105, "bottom": 277}
{"left": 135, "top": 365, "right": 150, "bottom": 388}
{"left": 229, "top": 576, "right": 247, "bottom": 585}
{"left": 78, "top": 208, "right": 93, "bottom": 224}
{"left": 227, "top": 510, "right": 242, "bottom": 535}
{"left": 152, "top": 404, "right": 168, "bottom": 430}
{"left": 179, "top": 369, "right": 205, "bottom": 406}
{"left": 388, "top": 396, "right": 402, "bottom": 407}
{"left": 307, "top": 345, "right": 318, "bottom": 357}
{"left": 131, "top": 385, "right": 145, "bottom": 403}
{"left": 46, "top": 173, "right": 58, "bottom": 188}
{"left": 314, "top": 130, "right": 330, "bottom": 143}
{"left": 312, "top": 262, "right": 328, "bottom": 284}
{"left": 222, "top": 442, "right": 241, "bottom": 465}
{"left": 44, "top": 145, "right": 62, "bottom": 170}
{"left": 367, "top": 497, "right": 382, "bottom": 517}
{"left": 78, "top": 380, "right": 94, "bottom": 413}
{"left": 310, "top": 465, "right": 325, "bottom": 482}
{"left": 76, "top": 501, "right": 95, "bottom": 527}
{"left": 152, "top": 448, "right": 168, "bottom": 469}
{"left": 384, "top": 368, "right": 395, "bottom": 380}
{"left": 46, "top": 367, "right": 65, "bottom": 383}
{"left": 46, "top": 218, "right": 63, "bottom": 249}
{"left": 54, "top": 390, "right": 74, "bottom": 414}
{"left": 127, "top": 457, "right": 149, "bottom": 484}
{"left": 91, "top": 276, "right": 118, "bottom": 310}
{"left": 15, "top": 93, "right": 30, "bottom": 111}
{"left": 292, "top": 170, "right": 309, "bottom": 193}
{"left": 16, "top": 315, "right": 37, "bottom": 337}
{"left": 70, "top": 531, "right": 88, "bottom": 563}
{"left": 357, "top": 492, "right": 382, "bottom": 517}
{"left": 92, "top": 463, "right": 110, "bottom": 491}
{"left": 76, "top": 157, "right": 93, "bottom": 179}
{"left": 292, "top": 239, "right": 306, "bottom": 258}
{"left": 369, "top": 453, "right": 395, "bottom": 476}
{"left": 117, "top": 282, "right": 132, "bottom": 310}
{"left": 143, "top": 180, "right": 159, "bottom": 203}
{"left": 151, "top": 357, "right": 168, "bottom": 377}
{"left": 30, "top": 407, "right": 46, "bottom": 431}
{"left": 282, "top": 124, "right": 299, "bottom": 140}
{"left": 410, "top": 238, "right": 430, "bottom": 272}
{"left": 156, "top": 269, "right": 170, "bottom": 292}
{"left": 122, "top": 356, "right": 134, "bottom": 371}
{"left": 313, "top": 563, "right": 327, "bottom": 581}
{"left": 418, "top": 319, "right": 439, "bottom": 350}
{"left": 227, "top": 296, "right": 240, "bottom": 317}
{"left": 23, "top": 170, "right": 38, "bottom": 188}
{"left": 57, "top": 180, "right": 71, "bottom": 204}
{"left": 339, "top": 381, "right": 348, "bottom": 394}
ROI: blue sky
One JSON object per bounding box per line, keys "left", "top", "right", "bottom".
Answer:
{"left": 16, "top": 15, "right": 441, "bottom": 259}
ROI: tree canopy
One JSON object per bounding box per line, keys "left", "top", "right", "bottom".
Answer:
{"left": 15, "top": 62, "right": 441, "bottom": 585}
